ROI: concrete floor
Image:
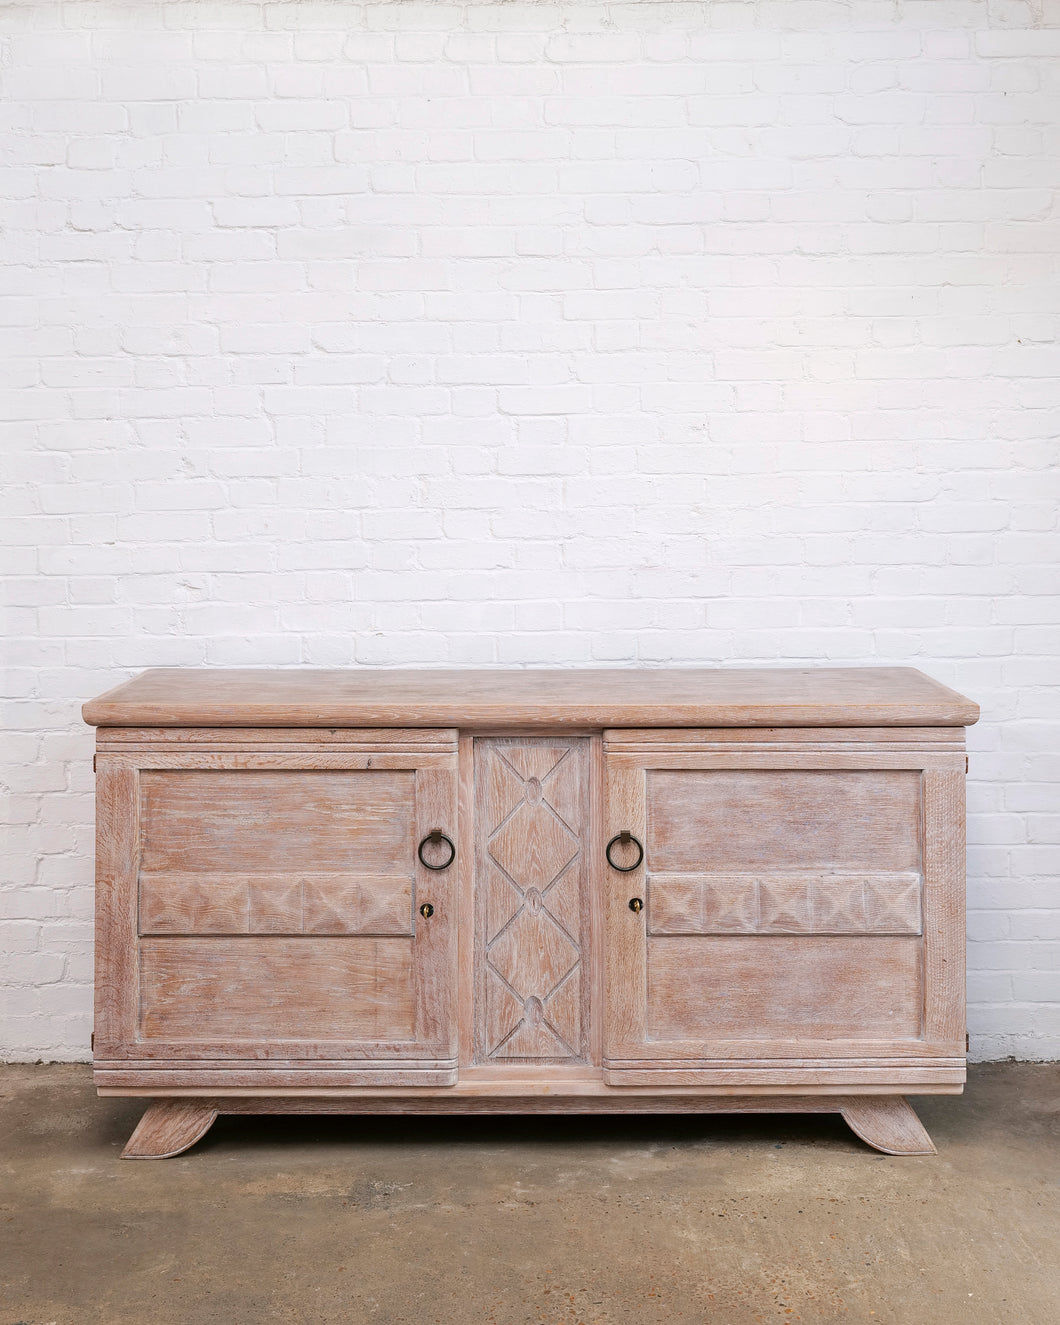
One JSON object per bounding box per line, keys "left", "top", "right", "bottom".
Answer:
{"left": 0, "top": 1064, "right": 1056, "bottom": 1325}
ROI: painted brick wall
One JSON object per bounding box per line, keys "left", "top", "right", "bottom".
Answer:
{"left": 2, "top": 0, "right": 1058, "bottom": 1062}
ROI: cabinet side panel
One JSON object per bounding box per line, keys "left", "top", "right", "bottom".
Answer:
{"left": 646, "top": 937, "right": 922, "bottom": 1041}
{"left": 923, "top": 769, "right": 967, "bottom": 1049}
{"left": 94, "top": 759, "right": 140, "bottom": 1054}
{"left": 138, "top": 937, "right": 415, "bottom": 1042}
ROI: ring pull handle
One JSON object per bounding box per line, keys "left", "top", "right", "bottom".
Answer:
{"left": 606, "top": 831, "right": 644, "bottom": 873}
{"left": 417, "top": 829, "right": 456, "bottom": 872}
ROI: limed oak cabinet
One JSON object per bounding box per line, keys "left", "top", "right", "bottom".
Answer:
{"left": 83, "top": 667, "right": 978, "bottom": 1159}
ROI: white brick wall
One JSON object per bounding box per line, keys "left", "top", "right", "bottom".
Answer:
{"left": 2, "top": 0, "right": 1058, "bottom": 1062}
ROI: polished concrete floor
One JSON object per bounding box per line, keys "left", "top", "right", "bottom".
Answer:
{"left": 1, "top": 1063, "right": 1057, "bottom": 1324}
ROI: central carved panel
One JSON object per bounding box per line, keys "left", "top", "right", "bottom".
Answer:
{"left": 473, "top": 737, "right": 589, "bottom": 1063}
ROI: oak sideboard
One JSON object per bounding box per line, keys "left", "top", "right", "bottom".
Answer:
{"left": 83, "top": 666, "right": 978, "bottom": 1159}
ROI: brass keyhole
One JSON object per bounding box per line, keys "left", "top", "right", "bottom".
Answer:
{"left": 419, "top": 903, "right": 434, "bottom": 919}
{"left": 629, "top": 897, "right": 644, "bottom": 914}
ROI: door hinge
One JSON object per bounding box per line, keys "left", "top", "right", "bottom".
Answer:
{"left": 965, "top": 1032, "right": 970, "bottom": 1052}
{"left": 92, "top": 754, "right": 97, "bottom": 773}
{"left": 90, "top": 1032, "right": 95, "bottom": 1051}
{"left": 965, "top": 755, "right": 969, "bottom": 774}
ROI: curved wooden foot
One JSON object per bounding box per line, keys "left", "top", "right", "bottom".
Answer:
{"left": 840, "top": 1096, "right": 936, "bottom": 1156}
{"left": 121, "top": 1100, "right": 219, "bottom": 1160}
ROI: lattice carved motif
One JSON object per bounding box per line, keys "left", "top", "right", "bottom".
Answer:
{"left": 475, "top": 739, "right": 588, "bottom": 1062}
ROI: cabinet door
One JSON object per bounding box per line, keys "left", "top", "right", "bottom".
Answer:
{"left": 93, "top": 734, "right": 459, "bottom": 1087}
{"left": 602, "top": 731, "right": 966, "bottom": 1089}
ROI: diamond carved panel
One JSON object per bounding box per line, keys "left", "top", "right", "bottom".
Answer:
{"left": 647, "top": 872, "right": 923, "bottom": 936}
{"left": 474, "top": 738, "right": 589, "bottom": 1062}
{"left": 489, "top": 909, "right": 579, "bottom": 1003}
{"left": 489, "top": 804, "right": 578, "bottom": 895}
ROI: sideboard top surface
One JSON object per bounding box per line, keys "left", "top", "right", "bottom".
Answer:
{"left": 83, "top": 666, "right": 979, "bottom": 730}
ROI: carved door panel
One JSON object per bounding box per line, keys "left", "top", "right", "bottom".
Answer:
{"left": 473, "top": 737, "right": 591, "bottom": 1063}
{"left": 93, "top": 740, "right": 459, "bottom": 1080}
{"left": 602, "top": 732, "right": 967, "bottom": 1085}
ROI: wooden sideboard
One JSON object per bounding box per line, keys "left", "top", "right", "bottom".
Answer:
{"left": 83, "top": 667, "right": 978, "bottom": 1159}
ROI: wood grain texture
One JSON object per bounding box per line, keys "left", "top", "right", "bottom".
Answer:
{"left": 922, "top": 769, "right": 967, "bottom": 1050}
{"left": 138, "top": 872, "right": 413, "bottom": 937}
{"left": 840, "top": 1097, "right": 937, "bottom": 1155}
{"left": 587, "top": 731, "right": 605, "bottom": 1069}
{"left": 601, "top": 736, "right": 968, "bottom": 1070}
{"left": 129, "top": 752, "right": 456, "bottom": 772}
{"left": 96, "top": 1054, "right": 962, "bottom": 1093}
{"left": 100, "top": 1078, "right": 960, "bottom": 1099}
{"left": 139, "top": 937, "right": 417, "bottom": 1042}
{"left": 602, "top": 750, "right": 648, "bottom": 1059}
{"left": 605, "top": 727, "right": 967, "bottom": 749}
{"left": 96, "top": 1056, "right": 460, "bottom": 1070}
{"left": 647, "top": 872, "right": 922, "bottom": 936}
{"left": 645, "top": 937, "right": 922, "bottom": 1041}
{"left": 646, "top": 769, "right": 922, "bottom": 873}
{"left": 97, "top": 747, "right": 461, "bottom": 1068}
{"left": 102, "top": 1068, "right": 459, "bottom": 1090}
{"left": 83, "top": 666, "right": 980, "bottom": 729}
{"left": 411, "top": 762, "right": 459, "bottom": 1053}
{"left": 89, "top": 667, "right": 971, "bottom": 1156}
{"left": 115, "top": 1093, "right": 936, "bottom": 1158}
{"left": 609, "top": 749, "right": 965, "bottom": 773}
{"left": 95, "top": 1036, "right": 453, "bottom": 1061}
{"left": 98, "top": 727, "right": 458, "bottom": 749}
{"left": 597, "top": 1055, "right": 962, "bottom": 1069}
{"left": 601, "top": 1066, "right": 962, "bottom": 1087}
{"left": 456, "top": 732, "right": 476, "bottom": 1067}
{"left": 93, "top": 758, "right": 140, "bottom": 1057}
{"left": 213, "top": 1093, "right": 862, "bottom": 1110}
{"left": 474, "top": 737, "right": 590, "bottom": 1062}
{"left": 140, "top": 769, "right": 415, "bottom": 875}
{"left": 121, "top": 1100, "right": 219, "bottom": 1159}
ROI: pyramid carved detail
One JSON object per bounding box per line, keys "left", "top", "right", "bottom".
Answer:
{"left": 477, "top": 740, "right": 587, "bottom": 1062}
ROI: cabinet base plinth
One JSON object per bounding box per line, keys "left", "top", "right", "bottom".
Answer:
{"left": 117, "top": 1093, "right": 936, "bottom": 1159}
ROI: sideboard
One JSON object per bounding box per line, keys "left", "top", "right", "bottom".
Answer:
{"left": 82, "top": 667, "right": 978, "bottom": 1159}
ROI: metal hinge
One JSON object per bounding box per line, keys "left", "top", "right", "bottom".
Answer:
{"left": 92, "top": 754, "right": 97, "bottom": 773}
{"left": 966, "top": 1032, "right": 970, "bottom": 1052}
{"left": 90, "top": 1032, "right": 94, "bottom": 1051}
{"left": 965, "top": 755, "right": 969, "bottom": 774}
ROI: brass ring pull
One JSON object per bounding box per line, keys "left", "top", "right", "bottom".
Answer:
{"left": 417, "top": 829, "right": 456, "bottom": 872}
{"left": 606, "top": 831, "right": 644, "bottom": 872}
